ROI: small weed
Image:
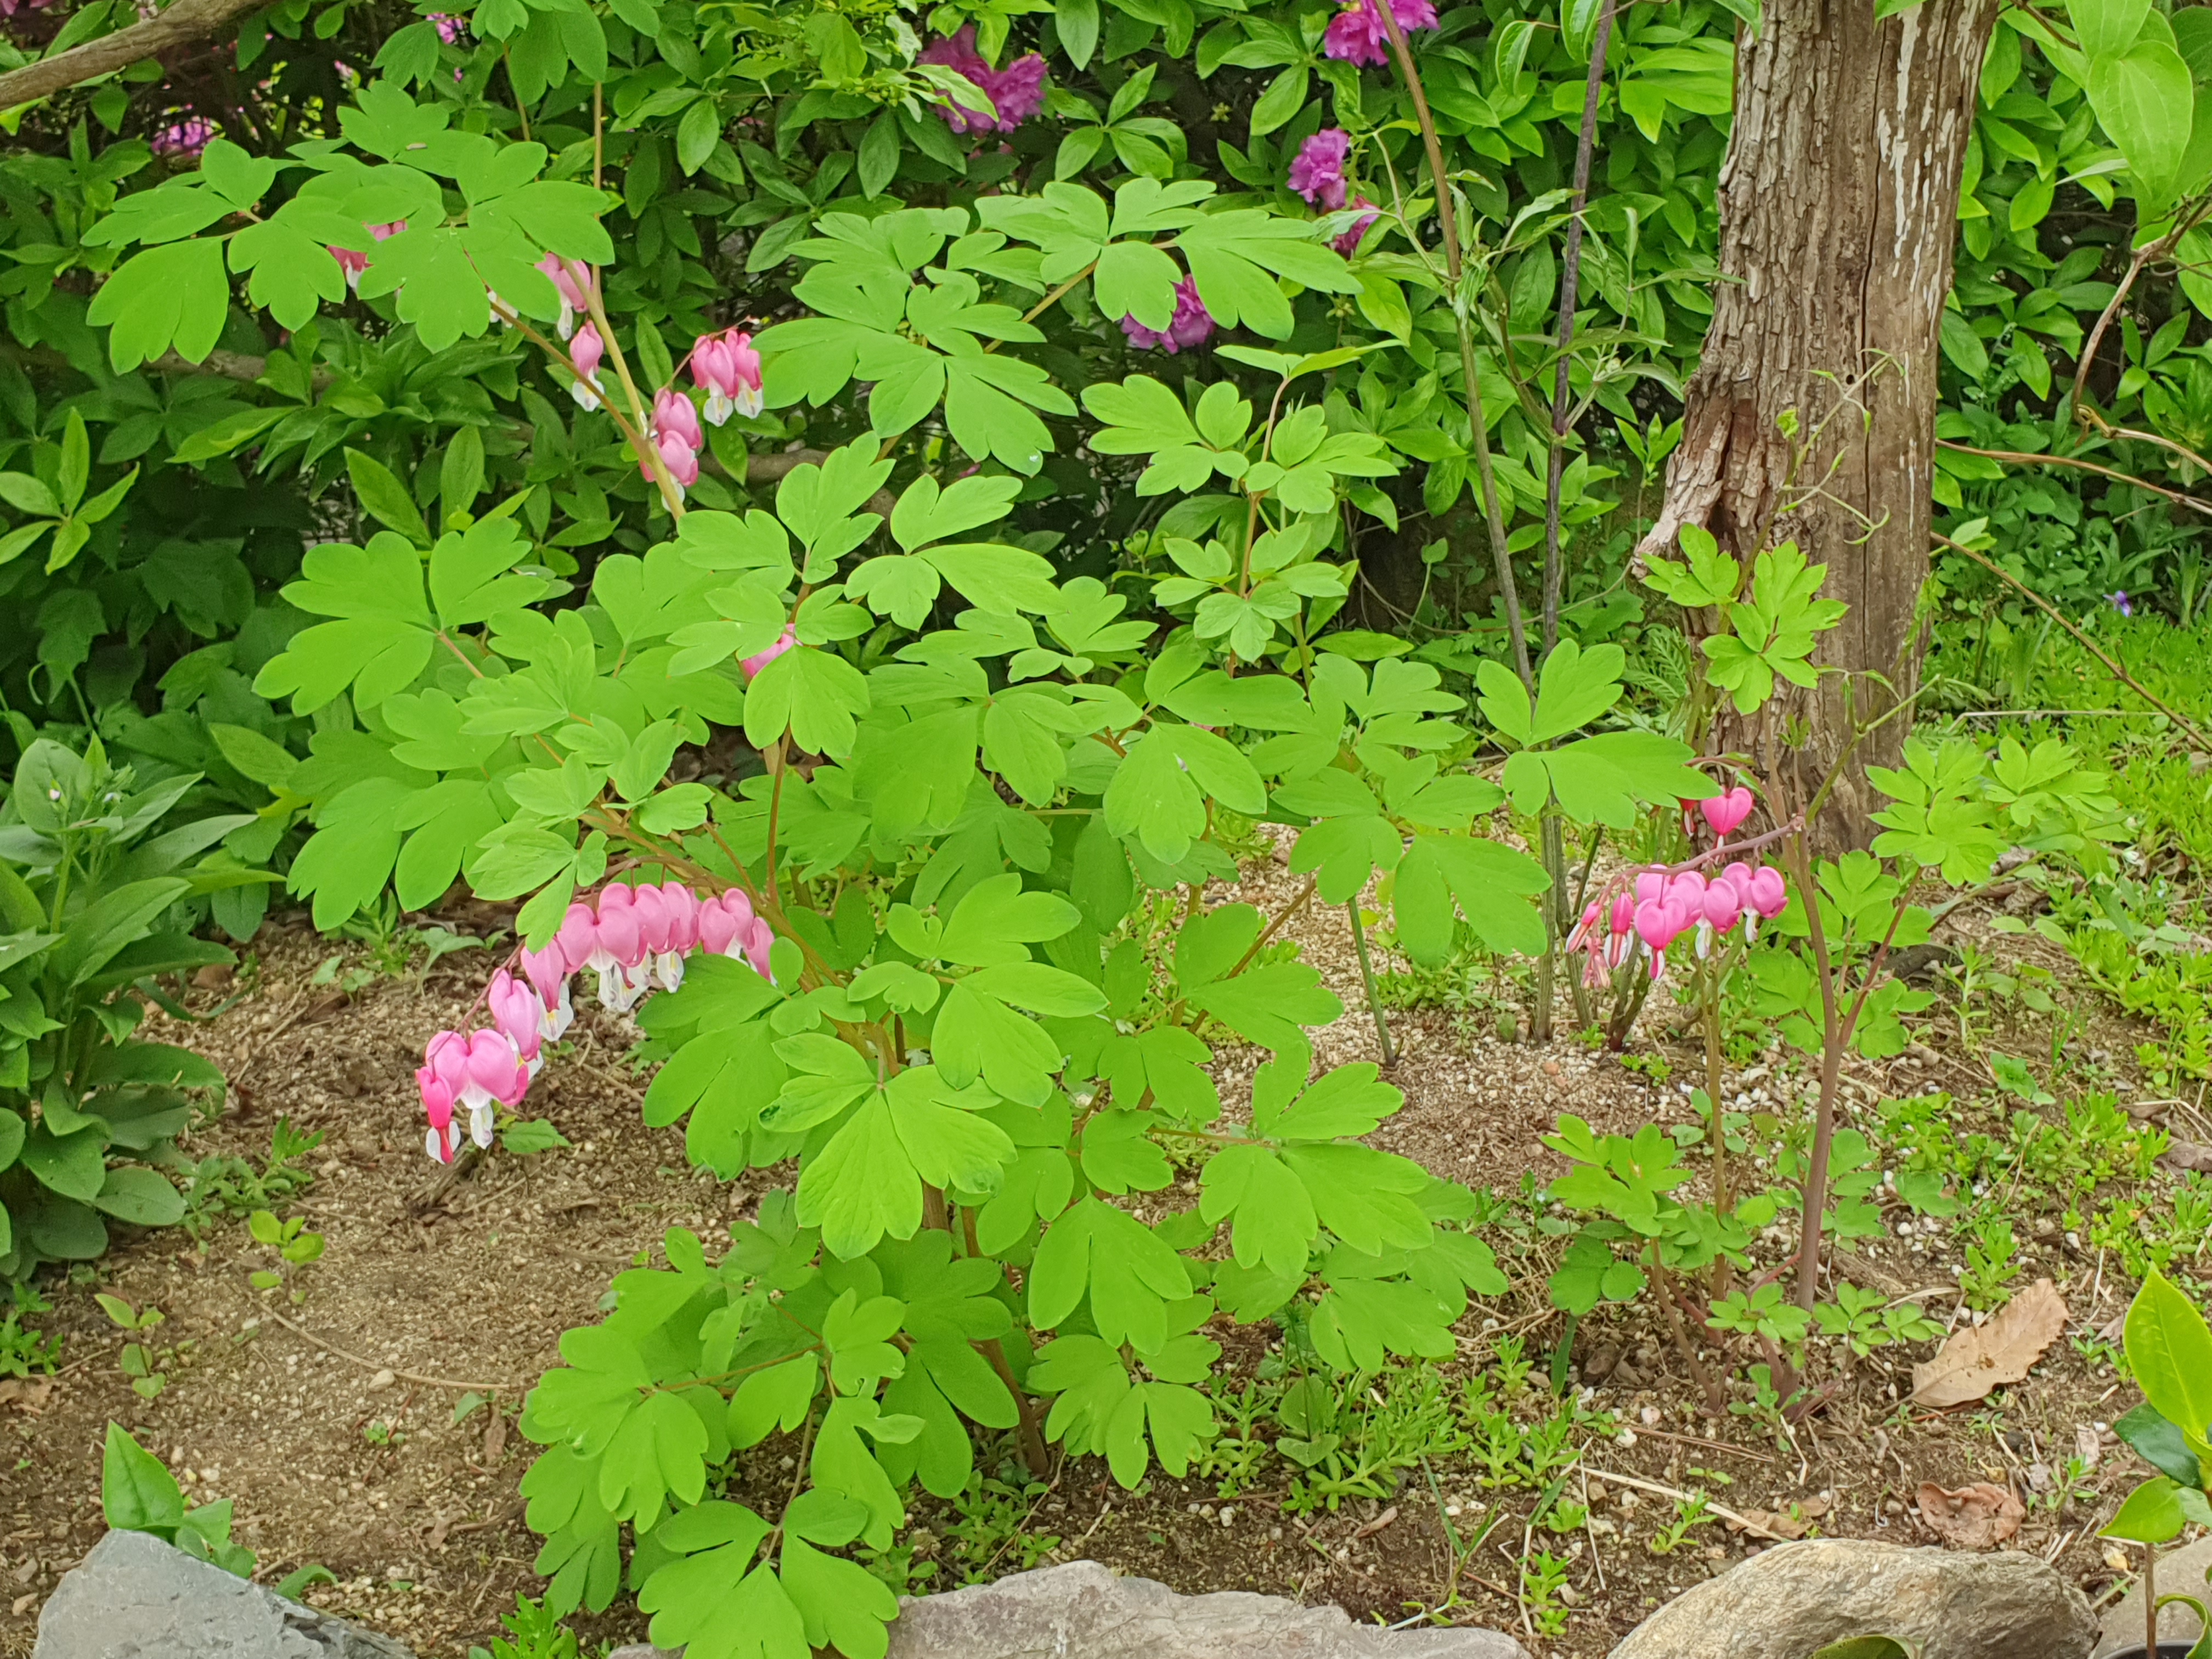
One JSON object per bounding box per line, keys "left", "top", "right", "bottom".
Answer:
{"left": 0, "top": 1285, "right": 59, "bottom": 1378}
{"left": 1959, "top": 1219, "right": 2023, "bottom": 1311}
{"left": 95, "top": 1295, "right": 170, "bottom": 1398}
{"left": 467, "top": 1593, "right": 605, "bottom": 1659}
{"left": 939, "top": 1474, "right": 1058, "bottom": 1584}
{"left": 247, "top": 1210, "right": 324, "bottom": 1298}
{"left": 184, "top": 1118, "right": 321, "bottom": 1231}
{"left": 1645, "top": 1493, "right": 1714, "bottom": 1555}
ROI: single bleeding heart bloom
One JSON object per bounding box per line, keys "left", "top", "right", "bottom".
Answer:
{"left": 1748, "top": 866, "right": 1788, "bottom": 919}
{"left": 538, "top": 252, "right": 594, "bottom": 338}
{"left": 697, "top": 889, "right": 755, "bottom": 958}
{"left": 487, "top": 969, "right": 546, "bottom": 1063}
{"left": 1634, "top": 869, "right": 1668, "bottom": 905}
{"left": 1700, "top": 786, "right": 1755, "bottom": 839}
{"left": 569, "top": 323, "right": 605, "bottom": 409}
{"left": 653, "top": 388, "right": 704, "bottom": 451}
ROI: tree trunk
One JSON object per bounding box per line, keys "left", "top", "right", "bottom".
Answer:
{"left": 1638, "top": 0, "right": 1995, "bottom": 848}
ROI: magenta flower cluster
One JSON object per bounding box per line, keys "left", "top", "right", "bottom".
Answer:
{"left": 414, "top": 882, "right": 775, "bottom": 1163}
{"left": 1288, "top": 129, "right": 1380, "bottom": 257}
{"left": 1322, "top": 0, "right": 1437, "bottom": 66}
{"left": 919, "top": 25, "right": 1048, "bottom": 134}
{"left": 1120, "top": 276, "right": 1215, "bottom": 354}
{"left": 151, "top": 116, "right": 217, "bottom": 159}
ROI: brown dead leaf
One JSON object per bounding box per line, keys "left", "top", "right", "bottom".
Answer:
{"left": 1352, "top": 1505, "right": 1398, "bottom": 1540}
{"left": 1732, "top": 1508, "right": 1809, "bottom": 1539}
{"left": 1916, "top": 1481, "right": 2024, "bottom": 1550}
{"left": 482, "top": 1405, "right": 507, "bottom": 1466}
{"left": 2162, "top": 1139, "right": 2212, "bottom": 1174}
{"left": 1909, "top": 1278, "right": 2067, "bottom": 1408}
{"left": 0, "top": 1379, "right": 52, "bottom": 1414}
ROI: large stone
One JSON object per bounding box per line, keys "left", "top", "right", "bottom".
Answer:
{"left": 2096, "top": 1536, "right": 2212, "bottom": 1657}
{"left": 32, "top": 1528, "right": 413, "bottom": 1659}
{"left": 609, "top": 1559, "right": 1528, "bottom": 1659}
{"left": 1607, "top": 1538, "right": 2098, "bottom": 1659}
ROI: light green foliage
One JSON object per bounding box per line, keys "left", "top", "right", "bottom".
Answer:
{"left": 240, "top": 369, "right": 1555, "bottom": 1654}
{"left": 0, "top": 739, "right": 263, "bottom": 1278}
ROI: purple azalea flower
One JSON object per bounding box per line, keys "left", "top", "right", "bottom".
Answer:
{"left": 1289, "top": 128, "right": 1352, "bottom": 211}
{"left": 150, "top": 116, "right": 217, "bottom": 159}
{"left": 1334, "top": 195, "right": 1381, "bottom": 257}
{"left": 1323, "top": 0, "right": 1438, "bottom": 66}
{"left": 1121, "top": 276, "right": 1215, "bottom": 354}
{"left": 919, "top": 25, "right": 1049, "bottom": 134}
{"left": 2109, "top": 590, "right": 2132, "bottom": 618}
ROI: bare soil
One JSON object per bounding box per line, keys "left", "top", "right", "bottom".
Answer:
{"left": 0, "top": 868, "right": 2194, "bottom": 1659}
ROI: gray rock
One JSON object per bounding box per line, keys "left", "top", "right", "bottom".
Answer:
{"left": 610, "top": 1559, "right": 1527, "bottom": 1659}
{"left": 1608, "top": 1538, "right": 2098, "bottom": 1659}
{"left": 32, "top": 1529, "right": 412, "bottom": 1659}
{"left": 2096, "top": 1536, "right": 2212, "bottom": 1657}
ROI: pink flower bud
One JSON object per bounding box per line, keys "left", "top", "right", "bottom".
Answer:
{"left": 520, "top": 942, "right": 568, "bottom": 1009}
{"left": 1700, "top": 786, "right": 1756, "bottom": 839}
{"left": 569, "top": 323, "right": 605, "bottom": 408}
{"left": 487, "top": 969, "right": 544, "bottom": 1062}
{"left": 555, "top": 902, "right": 599, "bottom": 974}
{"left": 651, "top": 429, "right": 700, "bottom": 492}
{"left": 1748, "top": 866, "right": 1788, "bottom": 919}
{"left": 594, "top": 884, "right": 642, "bottom": 966}
{"left": 1702, "top": 882, "right": 1742, "bottom": 934}
{"left": 657, "top": 883, "right": 699, "bottom": 956}
{"left": 465, "top": 1028, "right": 529, "bottom": 1103}
{"left": 653, "top": 388, "right": 704, "bottom": 451}
{"left": 741, "top": 626, "right": 797, "bottom": 680}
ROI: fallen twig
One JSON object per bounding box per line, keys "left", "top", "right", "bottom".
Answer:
{"left": 263, "top": 1311, "right": 516, "bottom": 1392}
{"left": 1583, "top": 1468, "right": 1796, "bottom": 1543}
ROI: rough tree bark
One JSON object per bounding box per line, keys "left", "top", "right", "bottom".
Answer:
{"left": 1638, "top": 0, "right": 1996, "bottom": 848}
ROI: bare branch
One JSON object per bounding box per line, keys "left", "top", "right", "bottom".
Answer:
{"left": 0, "top": 0, "right": 270, "bottom": 112}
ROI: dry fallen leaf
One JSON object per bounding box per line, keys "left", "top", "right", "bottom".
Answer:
{"left": 1910, "top": 1278, "right": 2067, "bottom": 1408}
{"left": 2162, "top": 1139, "right": 2212, "bottom": 1174}
{"left": 0, "top": 1378, "right": 53, "bottom": 1414}
{"left": 2075, "top": 1425, "right": 2102, "bottom": 1471}
{"left": 1916, "top": 1481, "right": 2024, "bottom": 1550}
{"left": 1734, "top": 1508, "right": 1810, "bottom": 1539}
{"left": 1352, "top": 1504, "right": 1398, "bottom": 1540}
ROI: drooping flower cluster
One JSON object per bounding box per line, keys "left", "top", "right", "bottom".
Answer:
{"left": 646, "top": 388, "right": 704, "bottom": 495}
{"left": 328, "top": 220, "right": 407, "bottom": 289}
{"left": 1323, "top": 0, "right": 1438, "bottom": 65}
{"left": 430, "top": 12, "right": 464, "bottom": 41}
{"left": 1120, "top": 276, "right": 1216, "bottom": 354}
{"left": 415, "top": 882, "right": 775, "bottom": 1163}
{"left": 690, "top": 329, "right": 764, "bottom": 425}
{"left": 151, "top": 117, "right": 217, "bottom": 159}
{"left": 919, "top": 25, "right": 1049, "bottom": 134}
{"left": 538, "top": 252, "right": 595, "bottom": 338}
{"left": 1568, "top": 861, "right": 1790, "bottom": 987}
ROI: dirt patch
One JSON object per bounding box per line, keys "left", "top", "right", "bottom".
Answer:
{"left": 0, "top": 875, "right": 2190, "bottom": 1658}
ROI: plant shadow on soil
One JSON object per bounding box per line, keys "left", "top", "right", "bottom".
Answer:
{"left": 0, "top": 855, "right": 2187, "bottom": 1658}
